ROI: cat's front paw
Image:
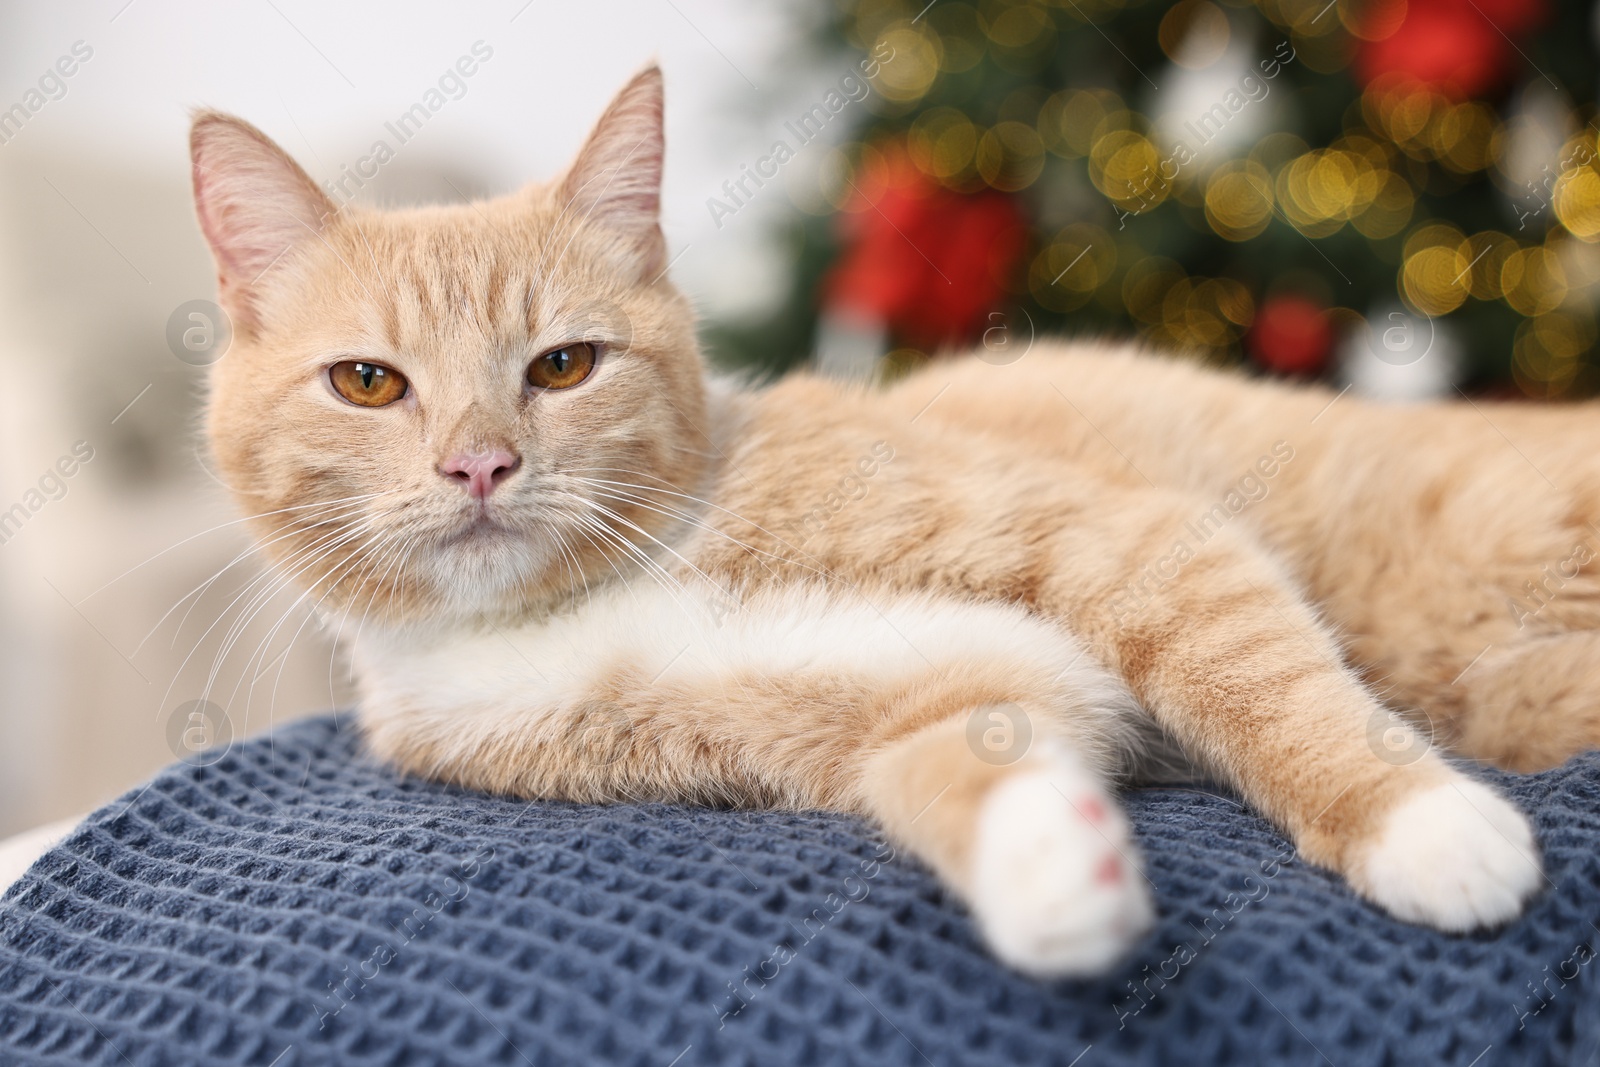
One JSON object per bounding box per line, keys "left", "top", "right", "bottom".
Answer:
{"left": 1351, "top": 779, "right": 1542, "bottom": 931}
{"left": 970, "top": 767, "right": 1154, "bottom": 978}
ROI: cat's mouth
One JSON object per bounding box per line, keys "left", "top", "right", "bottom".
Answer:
{"left": 442, "top": 510, "right": 519, "bottom": 544}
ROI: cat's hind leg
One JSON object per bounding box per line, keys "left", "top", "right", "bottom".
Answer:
{"left": 1452, "top": 632, "right": 1600, "bottom": 771}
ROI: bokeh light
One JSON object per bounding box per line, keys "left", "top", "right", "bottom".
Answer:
{"left": 755, "top": 0, "right": 1600, "bottom": 396}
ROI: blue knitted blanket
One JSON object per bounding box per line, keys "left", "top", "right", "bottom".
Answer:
{"left": 1, "top": 715, "right": 1596, "bottom": 1066}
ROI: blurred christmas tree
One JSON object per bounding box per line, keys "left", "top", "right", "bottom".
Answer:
{"left": 705, "top": 0, "right": 1600, "bottom": 400}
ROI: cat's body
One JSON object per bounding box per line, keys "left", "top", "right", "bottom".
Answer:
{"left": 189, "top": 68, "right": 1571, "bottom": 978}
{"left": 901, "top": 346, "right": 1600, "bottom": 773}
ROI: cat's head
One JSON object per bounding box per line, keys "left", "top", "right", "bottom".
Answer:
{"left": 190, "top": 68, "right": 710, "bottom": 627}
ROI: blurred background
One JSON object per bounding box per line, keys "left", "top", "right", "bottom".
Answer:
{"left": 0, "top": 0, "right": 1594, "bottom": 837}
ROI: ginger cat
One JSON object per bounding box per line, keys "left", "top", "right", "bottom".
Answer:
{"left": 188, "top": 67, "right": 1572, "bottom": 977}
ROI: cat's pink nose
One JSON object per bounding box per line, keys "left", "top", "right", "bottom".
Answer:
{"left": 439, "top": 449, "right": 520, "bottom": 500}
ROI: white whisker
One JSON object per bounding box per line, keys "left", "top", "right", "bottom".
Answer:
{"left": 81, "top": 491, "right": 397, "bottom": 606}
{"left": 168, "top": 515, "right": 382, "bottom": 717}
{"left": 135, "top": 497, "right": 387, "bottom": 656}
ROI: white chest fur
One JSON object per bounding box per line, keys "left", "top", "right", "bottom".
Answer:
{"left": 352, "top": 580, "right": 1138, "bottom": 748}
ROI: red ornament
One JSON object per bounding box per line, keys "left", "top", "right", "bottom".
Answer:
{"left": 1248, "top": 296, "right": 1332, "bottom": 377}
{"left": 1354, "top": 0, "right": 1548, "bottom": 99}
{"left": 824, "top": 145, "right": 1028, "bottom": 349}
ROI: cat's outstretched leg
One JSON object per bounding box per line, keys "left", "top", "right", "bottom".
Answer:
{"left": 1039, "top": 497, "right": 1546, "bottom": 932}
{"left": 356, "top": 587, "right": 1156, "bottom": 977}
{"left": 859, "top": 716, "right": 1153, "bottom": 976}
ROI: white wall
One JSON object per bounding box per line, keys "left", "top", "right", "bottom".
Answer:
{"left": 0, "top": 0, "right": 815, "bottom": 317}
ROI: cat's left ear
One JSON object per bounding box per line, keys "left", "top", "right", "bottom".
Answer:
{"left": 558, "top": 65, "right": 666, "bottom": 281}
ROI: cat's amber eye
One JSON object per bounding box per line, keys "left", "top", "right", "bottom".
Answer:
{"left": 526, "top": 342, "right": 597, "bottom": 391}
{"left": 329, "top": 361, "right": 408, "bottom": 407}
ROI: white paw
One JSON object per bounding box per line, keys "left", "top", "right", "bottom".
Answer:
{"left": 970, "top": 766, "right": 1154, "bottom": 978}
{"left": 1352, "top": 779, "right": 1543, "bottom": 931}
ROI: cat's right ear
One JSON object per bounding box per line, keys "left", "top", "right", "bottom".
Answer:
{"left": 556, "top": 66, "right": 666, "bottom": 281}
{"left": 189, "top": 111, "right": 334, "bottom": 335}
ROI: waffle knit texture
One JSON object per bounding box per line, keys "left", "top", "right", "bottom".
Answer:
{"left": 1, "top": 715, "right": 1597, "bottom": 1066}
